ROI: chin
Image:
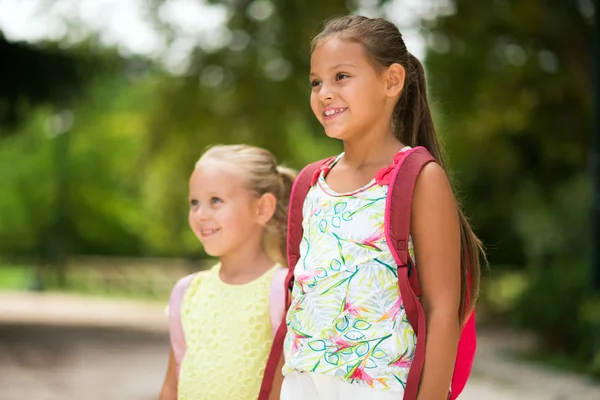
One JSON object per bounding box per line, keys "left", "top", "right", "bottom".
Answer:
{"left": 202, "top": 246, "right": 224, "bottom": 258}
{"left": 323, "top": 127, "right": 348, "bottom": 140}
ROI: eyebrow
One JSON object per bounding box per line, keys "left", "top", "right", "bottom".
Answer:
{"left": 188, "top": 189, "right": 225, "bottom": 198}
{"left": 310, "top": 63, "right": 357, "bottom": 77}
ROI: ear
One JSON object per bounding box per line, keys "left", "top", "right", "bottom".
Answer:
{"left": 384, "top": 63, "right": 405, "bottom": 98}
{"left": 256, "top": 192, "right": 277, "bottom": 226}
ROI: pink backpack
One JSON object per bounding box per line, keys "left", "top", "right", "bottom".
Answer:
{"left": 259, "top": 146, "right": 477, "bottom": 400}
{"left": 168, "top": 268, "right": 288, "bottom": 376}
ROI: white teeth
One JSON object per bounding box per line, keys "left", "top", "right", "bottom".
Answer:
{"left": 324, "top": 109, "right": 344, "bottom": 116}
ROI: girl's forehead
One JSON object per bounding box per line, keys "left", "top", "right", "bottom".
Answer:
{"left": 190, "top": 161, "right": 247, "bottom": 192}
{"left": 311, "top": 37, "right": 368, "bottom": 67}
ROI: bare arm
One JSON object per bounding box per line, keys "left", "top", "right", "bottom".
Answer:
{"left": 268, "top": 353, "right": 284, "bottom": 400}
{"left": 268, "top": 302, "right": 290, "bottom": 400}
{"left": 411, "top": 163, "right": 461, "bottom": 400}
{"left": 159, "top": 348, "right": 178, "bottom": 400}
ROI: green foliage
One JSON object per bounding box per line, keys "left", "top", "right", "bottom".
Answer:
{"left": 0, "top": 34, "right": 130, "bottom": 134}
{"left": 424, "top": 0, "right": 596, "bottom": 372}
{"left": 509, "top": 175, "right": 598, "bottom": 373}
{"left": 0, "top": 108, "right": 57, "bottom": 256}
{"left": 0, "top": 72, "right": 157, "bottom": 258}
{"left": 425, "top": 0, "right": 593, "bottom": 267}
{"left": 0, "top": 264, "right": 35, "bottom": 290}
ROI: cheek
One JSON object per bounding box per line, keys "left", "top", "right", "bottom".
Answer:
{"left": 214, "top": 207, "right": 238, "bottom": 229}
{"left": 310, "top": 92, "right": 321, "bottom": 118}
{"left": 367, "top": 80, "right": 387, "bottom": 102}
{"left": 343, "top": 84, "right": 362, "bottom": 103}
{"left": 225, "top": 206, "right": 256, "bottom": 231}
{"left": 351, "top": 86, "right": 383, "bottom": 115}
{"left": 188, "top": 211, "right": 199, "bottom": 231}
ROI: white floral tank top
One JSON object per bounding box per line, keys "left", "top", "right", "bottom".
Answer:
{"left": 282, "top": 148, "right": 416, "bottom": 392}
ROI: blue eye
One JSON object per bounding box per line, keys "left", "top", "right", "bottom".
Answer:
{"left": 190, "top": 199, "right": 199, "bottom": 206}
{"left": 211, "top": 197, "right": 222, "bottom": 204}
{"left": 336, "top": 73, "right": 349, "bottom": 80}
{"left": 310, "top": 79, "right": 321, "bottom": 87}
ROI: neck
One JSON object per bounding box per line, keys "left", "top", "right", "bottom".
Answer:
{"left": 219, "top": 237, "right": 274, "bottom": 284}
{"left": 342, "top": 131, "right": 404, "bottom": 168}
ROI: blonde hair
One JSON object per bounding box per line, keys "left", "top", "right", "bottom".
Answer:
{"left": 197, "top": 144, "right": 296, "bottom": 266}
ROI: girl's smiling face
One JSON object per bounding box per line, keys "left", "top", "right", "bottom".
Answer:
{"left": 188, "top": 161, "right": 263, "bottom": 258}
{"left": 309, "top": 37, "right": 391, "bottom": 141}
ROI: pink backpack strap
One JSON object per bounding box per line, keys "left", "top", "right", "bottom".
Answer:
{"left": 385, "top": 146, "right": 476, "bottom": 400}
{"left": 385, "top": 146, "right": 436, "bottom": 400}
{"left": 168, "top": 272, "right": 198, "bottom": 377}
{"left": 269, "top": 267, "right": 288, "bottom": 337}
{"left": 258, "top": 158, "right": 332, "bottom": 400}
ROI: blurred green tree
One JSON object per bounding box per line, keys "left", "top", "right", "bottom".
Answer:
{"left": 423, "top": 0, "right": 595, "bottom": 372}
{"left": 0, "top": 39, "right": 153, "bottom": 287}
{"left": 424, "top": 0, "right": 593, "bottom": 266}
{"left": 0, "top": 33, "right": 126, "bottom": 134}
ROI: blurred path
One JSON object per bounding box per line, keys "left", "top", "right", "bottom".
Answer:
{"left": 1, "top": 292, "right": 599, "bottom": 400}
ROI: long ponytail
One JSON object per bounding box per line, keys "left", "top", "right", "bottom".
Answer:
{"left": 393, "top": 53, "right": 483, "bottom": 319}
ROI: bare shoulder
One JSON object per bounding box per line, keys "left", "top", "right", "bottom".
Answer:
{"left": 413, "top": 162, "right": 453, "bottom": 199}
{"left": 410, "top": 161, "right": 461, "bottom": 312}
{"left": 411, "top": 162, "right": 458, "bottom": 232}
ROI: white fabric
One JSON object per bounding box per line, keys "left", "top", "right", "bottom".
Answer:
{"left": 281, "top": 372, "right": 403, "bottom": 400}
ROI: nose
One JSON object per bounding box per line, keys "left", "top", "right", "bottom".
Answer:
{"left": 192, "top": 205, "right": 209, "bottom": 221}
{"left": 318, "top": 82, "right": 334, "bottom": 103}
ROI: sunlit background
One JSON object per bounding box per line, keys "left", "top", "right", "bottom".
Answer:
{"left": 0, "top": 0, "right": 599, "bottom": 399}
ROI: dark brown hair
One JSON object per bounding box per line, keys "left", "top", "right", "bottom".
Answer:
{"left": 312, "top": 15, "right": 484, "bottom": 320}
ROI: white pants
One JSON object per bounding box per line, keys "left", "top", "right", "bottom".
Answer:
{"left": 280, "top": 372, "right": 403, "bottom": 400}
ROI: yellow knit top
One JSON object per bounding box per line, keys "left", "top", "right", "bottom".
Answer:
{"left": 177, "top": 263, "right": 277, "bottom": 400}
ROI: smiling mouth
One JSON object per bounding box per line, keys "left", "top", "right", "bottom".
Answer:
{"left": 200, "top": 228, "right": 220, "bottom": 238}
{"left": 323, "top": 108, "right": 348, "bottom": 120}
